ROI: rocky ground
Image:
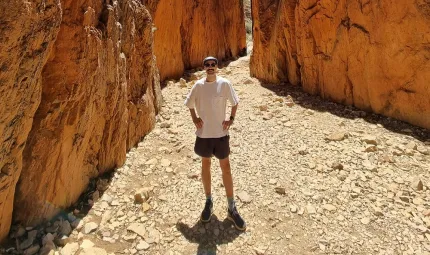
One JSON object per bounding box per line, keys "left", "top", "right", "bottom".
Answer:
{"left": 3, "top": 56, "right": 430, "bottom": 255}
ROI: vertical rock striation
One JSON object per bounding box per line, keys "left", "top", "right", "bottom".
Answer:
{"left": 251, "top": 0, "right": 430, "bottom": 129}
{"left": 0, "top": 0, "right": 62, "bottom": 241}
{"left": 10, "top": 0, "right": 161, "bottom": 228}
{"left": 146, "top": 0, "right": 247, "bottom": 81}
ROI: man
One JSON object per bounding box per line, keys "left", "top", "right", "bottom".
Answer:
{"left": 184, "top": 56, "right": 246, "bottom": 231}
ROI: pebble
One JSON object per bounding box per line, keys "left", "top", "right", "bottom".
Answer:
{"left": 275, "top": 187, "right": 286, "bottom": 194}
{"left": 79, "top": 247, "right": 108, "bottom": 255}
{"left": 322, "top": 204, "right": 337, "bottom": 212}
{"left": 361, "top": 218, "right": 371, "bottom": 225}
{"left": 83, "top": 222, "right": 98, "bottom": 234}
{"left": 136, "top": 241, "right": 150, "bottom": 251}
{"left": 80, "top": 240, "right": 94, "bottom": 249}
{"left": 237, "top": 191, "right": 252, "bottom": 203}
{"left": 306, "top": 205, "right": 316, "bottom": 214}
{"left": 24, "top": 245, "right": 40, "bottom": 255}
{"left": 326, "top": 132, "right": 347, "bottom": 141}
{"left": 60, "top": 243, "right": 79, "bottom": 255}
{"left": 127, "top": 223, "right": 146, "bottom": 238}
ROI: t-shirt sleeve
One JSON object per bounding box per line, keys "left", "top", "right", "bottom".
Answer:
{"left": 184, "top": 83, "right": 198, "bottom": 109}
{"left": 226, "top": 81, "right": 239, "bottom": 106}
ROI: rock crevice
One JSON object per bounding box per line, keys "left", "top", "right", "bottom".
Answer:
{"left": 147, "top": 0, "right": 247, "bottom": 81}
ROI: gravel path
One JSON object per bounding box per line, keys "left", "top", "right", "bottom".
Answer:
{"left": 6, "top": 56, "right": 430, "bottom": 255}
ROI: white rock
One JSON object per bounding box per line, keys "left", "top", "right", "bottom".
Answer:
{"left": 406, "top": 141, "right": 417, "bottom": 150}
{"left": 83, "top": 222, "right": 98, "bottom": 234}
{"left": 417, "top": 146, "right": 429, "bottom": 155}
{"left": 145, "top": 158, "right": 158, "bottom": 165}
{"left": 60, "top": 243, "right": 79, "bottom": 255}
{"left": 254, "top": 247, "right": 266, "bottom": 255}
{"left": 79, "top": 247, "right": 107, "bottom": 255}
{"left": 362, "top": 135, "right": 378, "bottom": 145}
{"left": 179, "top": 78, "right": 187, "bottom": 88}
{"left": 80, "top": 240, "right": 94, "bottom": 249}
{"left": 325, "top": 132, "right": 347, "bottom": 142}
{"left": 290, "top": 205, "right": 298, "bottom": 213}
{"left": 306, "top": 205, "right": 316, "bottom": 214}
{"left": 127, "top": 223, "right": 146, "bottom": 238}
{"left": 160, "top": 159, "right": 171, "bottom": 167}
{"left": 136, "top": 241, "right": 150, "bottom": 251}
{"left": 361, "top": 217, "right": 371, "bottom": 225}
{"left": 237, "top": 191, "right": 252, "bottom": 203}
{"left": 322, "top": 204, "right": 337, "bottom": 212}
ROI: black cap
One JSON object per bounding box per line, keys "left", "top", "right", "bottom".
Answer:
{"left": 203, "top": 56, "right": 218, "bottom": 65}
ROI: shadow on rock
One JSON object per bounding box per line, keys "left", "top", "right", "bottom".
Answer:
{"left": 260, "top": 81, "right": 429, "bottom": 143}
{"left": 176, "top": 214, "right": 244, "bottom": 255}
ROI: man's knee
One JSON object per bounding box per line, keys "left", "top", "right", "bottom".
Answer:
{"left": 202, "top": 157, "right": 211, "bottom": 168}
{"left": 219, "top": 159, "right": 231, "bottom": 173}
{"left": 222, "top": 168, "right": 232, "bottom": 177}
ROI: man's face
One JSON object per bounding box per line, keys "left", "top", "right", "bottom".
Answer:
{"left": 204, "top": 61, "right": 217, "bottom": 75}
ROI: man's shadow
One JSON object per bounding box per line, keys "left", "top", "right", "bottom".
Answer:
{"left": 176, "top": 214, "right": 244, "bottom": 255}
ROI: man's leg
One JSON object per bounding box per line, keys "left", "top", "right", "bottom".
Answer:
{"left": 219, "top": 156, "right": 246, "bottom": 231}
{"left": 219, "top": 157, "right": 233, "bottom": 198}
{"left": 200, "top": 157, "right": 213, "bottom": 222}
{"left": 201, "top": 157, "right": 212, "bottom": 197}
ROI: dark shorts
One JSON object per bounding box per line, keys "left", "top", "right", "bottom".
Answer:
{"left": 194, "top": 135, "right": 230, "bottom": 159}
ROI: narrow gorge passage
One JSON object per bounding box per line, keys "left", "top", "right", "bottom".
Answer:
{"left": 18, "top": 56, "right": 428, "bottom": 255}
{"left": 2, "top": 0, "right": 430, "bottom": 254}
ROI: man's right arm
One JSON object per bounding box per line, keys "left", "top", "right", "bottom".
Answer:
{"left": 184, "top": 84, "right": 203, "bottom": 129}
{"left": 189, "top": 108, "right": 203, "bottom": 129}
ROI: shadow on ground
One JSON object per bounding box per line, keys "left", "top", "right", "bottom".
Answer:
{"left": 176, "top": 214, "right": 244, "bottom": 255}
{"left": 259, "top": 81, "right": 429, "bottom": 143}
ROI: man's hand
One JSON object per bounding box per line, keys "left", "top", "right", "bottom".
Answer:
{"left": 193, "top": 117, "right": 203, "bottom": 129}
{"left": 222, "top": 120, "right": 233, "bottom": 130}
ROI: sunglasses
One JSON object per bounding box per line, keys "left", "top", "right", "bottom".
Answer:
{"left": 204, "top": 63, "right": 217, "bottom": 67}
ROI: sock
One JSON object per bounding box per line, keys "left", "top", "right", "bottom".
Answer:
{"left": 227, "top": 197, "right": 235, "bottom": 211}
{"left": 206, "top": 194, "right": 212, "bottom": 202}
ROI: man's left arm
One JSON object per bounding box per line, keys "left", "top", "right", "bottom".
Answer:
{"left": 223, "top": 103, "right": 238, "bottom": 130}
{"left": 223, "top": 81, "right": 239, "bottom": 130}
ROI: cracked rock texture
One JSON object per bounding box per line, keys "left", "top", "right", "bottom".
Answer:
{"left": 146, "top": 0, "right": 247, "bottom": 81}
{"left": 0, "top": 0, "right": 161, "bottom": 241}
{"left": 250, "top": 0, "right": 430, "bottom": 129}
{"left": 0, "top": 0, "right": 62, "bottom": 241}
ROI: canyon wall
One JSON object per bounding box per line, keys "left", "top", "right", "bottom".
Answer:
{"left": 0, "top": 0, "right": 161, "bottom": 240}
{"left": 0, "top": 0, "right": 62, "bottom": 241}
{"left": 251, "top": 0, "right": 430, "bottom": 129}
{"left": 145, "top": 0, "right": 247, "bottom": 81}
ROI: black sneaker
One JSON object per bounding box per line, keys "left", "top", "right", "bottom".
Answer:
{"left": 200, "top": 199, "right": 213, "bottom": 223}
{"left": 227, "top": 207, "right": 246, "bottom": 231}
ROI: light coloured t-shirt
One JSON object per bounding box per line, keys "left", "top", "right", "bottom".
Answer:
{"left": 184, "top": 76, "right": 239, "bottom": 138}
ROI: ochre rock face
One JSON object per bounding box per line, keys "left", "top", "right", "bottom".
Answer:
{"left": 251, "top": 0, "right": 430, "bottom": 129}
{"left": 0, "top": 0, "right": 62, "bottom": 241}
{"left": 147, "top": 0, "right": 247, "bottom": 81}
{"left": 250, "top": 0, "right": 300, "bottom": 86}
{"left": 10, "top": 0, "right": 161, "bottom": 227}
